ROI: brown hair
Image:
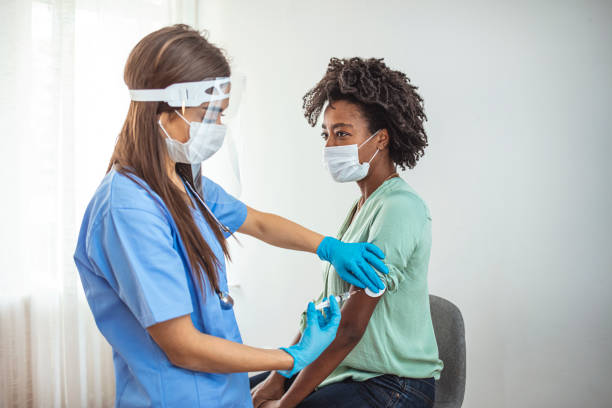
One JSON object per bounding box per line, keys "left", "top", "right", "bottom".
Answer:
{"left": 108, "top": 24, "right": 230, "bottom": 295}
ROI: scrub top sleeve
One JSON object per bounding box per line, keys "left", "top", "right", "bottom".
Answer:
{"left": 366, "top": 193, "right": 430, "bottom": 292}
{"left": 91, "top": 207, "right": 194, "bottom": 328}
{"left": 201, "top": 176, "right": 248, "bottom": 237}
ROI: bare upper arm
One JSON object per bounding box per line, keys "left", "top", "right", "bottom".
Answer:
{"left": 335, "top": 286, "right": 382, "bottom": 343}
{"left": 236, "top": 206, "right": 263, "bottom": 237}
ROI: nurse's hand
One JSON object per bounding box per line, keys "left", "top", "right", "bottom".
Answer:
{"left": 277, "top": 296, "right": 341, "bottom": 378}
{"left": 316, "top": 237, "right": 388, "bottom": 293}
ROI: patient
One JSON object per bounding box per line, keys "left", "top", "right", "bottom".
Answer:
{"left": 250, "top": 57, "right": 443, "bottom": 408}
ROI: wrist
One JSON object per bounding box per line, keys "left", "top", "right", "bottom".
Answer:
{"left": 312, "top": 234, "right": 325, "bottom": 254}
{"left": 277, "top": 347, "right": 295, "bottom": 373}
{"left": 277, "top": 347, "right": 297, "bottom": 377}
{"left": 316, "top": 236, "right": 336, "bottom": 261}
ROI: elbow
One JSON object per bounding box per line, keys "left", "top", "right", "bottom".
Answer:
{"left": 165, "top": 348, "right": 192, "bottom": 370}
{"left": 165, "top": 346, "right": 224, "bottom": 373}
{"left": 160, "top": 341, "right": 197, "bottom": 370}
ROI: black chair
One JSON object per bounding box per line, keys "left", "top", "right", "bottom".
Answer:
{"left": 430, "top": 295, "right": 466, "bottom": 408}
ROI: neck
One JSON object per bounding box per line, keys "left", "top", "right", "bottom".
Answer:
{"left": 356, "top": 159, "right": 397, "bottom": 202}
{"left": 165, "top": 157, "right": 186, "bottom": 193}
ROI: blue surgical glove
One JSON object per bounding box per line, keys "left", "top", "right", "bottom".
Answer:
{"left": 316, "top": 236, "right": 389, "bottom": 293}
{"left": 278, "top": 296, "right": 341, "bottom": 378}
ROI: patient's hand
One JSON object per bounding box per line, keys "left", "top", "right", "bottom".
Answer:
{"left": 251, "top": 372, "right": 285, "bottom": 408}
{"left": 259, "top": 400, "right": 282, "bottom": 408}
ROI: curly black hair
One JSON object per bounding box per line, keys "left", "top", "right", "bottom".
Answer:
{"left": 303, "top": 57, "right": 428, "bottom": 170}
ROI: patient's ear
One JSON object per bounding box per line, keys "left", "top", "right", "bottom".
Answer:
{"left": 377, "top": 129, "right": 390, "bottom": 149}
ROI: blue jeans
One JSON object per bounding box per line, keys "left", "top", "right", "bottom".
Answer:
{"left": 249, "top": 372, "right": 435, "bottom": 408}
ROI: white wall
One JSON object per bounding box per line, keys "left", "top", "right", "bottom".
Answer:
{"left": 198, "top": 1, "right": 612, "bottom": 407}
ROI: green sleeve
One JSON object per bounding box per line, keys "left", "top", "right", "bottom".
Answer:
{"left": 366, "top": 191, "right": 431, "bottom": 292}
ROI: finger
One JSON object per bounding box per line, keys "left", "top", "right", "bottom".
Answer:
{"left": 357, "top": 260, "right": 384, "bottom": 293}
{"left": 341, "top": 273, "right": 364, "bottom": 289}
{"left": 346, "top": 263, "right": 367, "bottom": 289}
{"left": 365, "top": 243, "right": 385, "bottom": 260}
{"left": 254, "top": 399, "right": 267, "bottom": 408}
{"left": 327, "top": 295, "right": 341, "bottom": 327}
{"left": 306, "top": 301, "right": 317, "bottom": 326}
{"left": 340, "top": 271, "right": 364, "bottom": 289}
{"left": 325, "top": 297, "right": 336, "bottom": 318}
{"left": 363, "top": 251, "right": 389, "bottom": 275}
{"left": 360, "top": 261, "right": 386, "bottom": 291}
{"left": 317, "top": 309, "right": 327, "bottom": 326}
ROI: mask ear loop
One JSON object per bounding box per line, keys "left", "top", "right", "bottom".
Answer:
{"left": 358, "top": 129, "right": 382, "bottom": 149}
{"left": 158, "top": 120, "right": 172, "bottom": 139}
{"left": 359, "top": 129, "right": 382, "bottom": 164}
{"left": 174, "top": 109, "right": 190, "bottom": 124}
{"left": 367, "top": 148, "right": 380, "bottom": 164}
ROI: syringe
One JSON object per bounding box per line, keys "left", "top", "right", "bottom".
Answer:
{"left": 314, "top": 286, "right": 386, "bottom": 310}
{"left": 314, "top": 291, "right": 352, "bottom": 310}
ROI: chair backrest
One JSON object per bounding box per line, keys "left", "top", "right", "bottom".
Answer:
{"left": 429, "top": 295, "right": 466, "bottom": 408}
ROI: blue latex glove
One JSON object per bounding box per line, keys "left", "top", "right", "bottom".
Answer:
{"left": 316, "top": 236, "right": 389, "bottom": 293}
{"left": 278, "top": 296, "right": 341, "bottom": 378}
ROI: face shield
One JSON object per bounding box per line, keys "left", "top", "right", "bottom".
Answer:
{"left": 197, "top": 74, "right": 245, "bottom": 197}
{"left": 129, "top": 74, "right": 246, "bottom": 196}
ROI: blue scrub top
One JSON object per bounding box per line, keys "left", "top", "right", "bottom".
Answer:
{"left": 73, "top": 168, "right": 252, "bottom": 407}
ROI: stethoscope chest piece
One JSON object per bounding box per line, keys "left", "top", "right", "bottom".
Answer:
{"left": 218, "top": 291, "right": 235, "bottom": 310}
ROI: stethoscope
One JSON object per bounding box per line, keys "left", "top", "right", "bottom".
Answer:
{"left": 181, "top": 176, "right": 236, "bottom": 310}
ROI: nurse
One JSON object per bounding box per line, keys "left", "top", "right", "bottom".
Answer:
{"left": 73, "top": 25, "right": 389, "bottom": 407}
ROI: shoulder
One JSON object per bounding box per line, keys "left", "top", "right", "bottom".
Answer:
{"left": 80, "top": 169, "right": 174, "bottom": 260}
{"left": 376, "top": 179, "right": 430, "bottom": 221}
{"left": 201, "top": 174, "right": 242, "bottom": 206}
{"left": 201, "top": 175, "right": 222, "bottom": 194}
{"left": 89, "top": 169, "right": 170, "bottom": 228}
{"left": 109, "top": 170, "right": 167, "bottom": 214}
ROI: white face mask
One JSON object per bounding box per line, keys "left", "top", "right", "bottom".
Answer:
{"left": 158, "top": 110, "right": 226, "bottom": 164}
{"left": 323, "top": 130, "right": 381, "bottom": 182}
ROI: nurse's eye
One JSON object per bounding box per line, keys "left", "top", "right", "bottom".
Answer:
{"left": 321, "top": 132, "right": 328, "bottom": 141}
{"left": 335, "top": 131, "right": 350, "bottom": 137}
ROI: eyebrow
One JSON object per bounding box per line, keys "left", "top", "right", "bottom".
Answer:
{"left": 322, "top": 123, "right": 354, "bottom": 130}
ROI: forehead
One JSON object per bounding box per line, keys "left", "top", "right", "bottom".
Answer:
{"left": 198, "top": 82, "right": 231, "bottom": 110}
{"left": 323, "top": 100, "right": 366, "bottom": 126}
{"left": 199, "top": 96, "right": 229, "bottom": 111}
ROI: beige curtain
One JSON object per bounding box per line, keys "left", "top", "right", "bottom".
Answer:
{"left": 0, "top": 0, "right": 199, "bottom": 406}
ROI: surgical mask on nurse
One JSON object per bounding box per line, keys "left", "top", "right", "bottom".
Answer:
{"left": 158, "top": 109, "right": 227, "bottom": 164}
